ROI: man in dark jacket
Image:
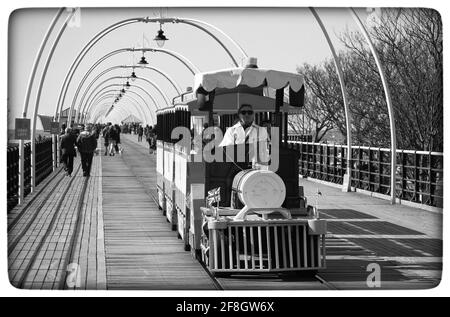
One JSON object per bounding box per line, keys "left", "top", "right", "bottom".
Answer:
{"left": 102, "top": 123, "right": 112, "bottom": 156}
{"left": 60, "top": 127, "right": 77, "bottom": 176}
{"left": 76, "top": 124, "right": 97, "bottom": 177}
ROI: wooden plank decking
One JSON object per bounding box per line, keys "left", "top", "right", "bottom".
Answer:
{"left": 101, "top": 141, "right": 217, "bottom": 290}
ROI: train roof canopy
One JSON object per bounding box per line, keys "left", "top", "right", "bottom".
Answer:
{"left": 160, "top": 67, "right": 305, "bottom": 115}
{"left": 194, "top": 67, "right": 304, "bottom": 93}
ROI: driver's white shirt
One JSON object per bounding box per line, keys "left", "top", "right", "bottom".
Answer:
{"left": 219, "top": 122, "right": 269, "bottom": 147}
{"left": 219, "top": 121, "right": 270, "bottom": 169}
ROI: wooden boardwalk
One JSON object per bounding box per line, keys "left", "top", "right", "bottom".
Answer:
{"left": 8, "top": 152, "right": 105, "bottom": 290}
{"left": 101, "top": 141, "right": 217, "bottom": 290}
{"left": 7, "top": 133, "right": 442, "bottom": 290}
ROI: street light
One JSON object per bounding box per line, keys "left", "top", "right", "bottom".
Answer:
{"left": 125, "top": 80, "right": 131, "bottom": 89}
{"left": 138, "top": 54, "right": 148, "bottom": 65}
{"left": 130, "top": 70, "right": 137, "bottom": 82}
{"left": 154, "top": 24, "right": 168, "bottom": 47}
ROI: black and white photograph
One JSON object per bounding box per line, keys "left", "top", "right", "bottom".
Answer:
{"left": 5, "top": 6, "right": 443, "bottom": 292}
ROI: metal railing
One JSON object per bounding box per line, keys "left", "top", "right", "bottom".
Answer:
{"left": 287, "top": 140, "right": 443, "bottom": 208}
{"left": 7, "top": 145, "right": 19, "bottom": 211}
{"left": 287, "top": 134, "right": 313, "bottom": 142}
{"left": 35, "top": 138, "right": 54, "bottom": 185}
{"left": 7, "top": 138, "right": 54, "bottom": 212}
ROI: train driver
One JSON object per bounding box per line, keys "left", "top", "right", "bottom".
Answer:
{"left": 219, "top": 104, "right": 270, "bottom": 169}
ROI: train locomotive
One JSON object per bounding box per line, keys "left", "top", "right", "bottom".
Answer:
{"left": 155, "top": 59, "right": 327, "bottom": 275}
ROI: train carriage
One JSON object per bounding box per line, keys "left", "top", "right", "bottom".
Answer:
{"left": 156, "top": 59, "right": 327, "bottom": 275}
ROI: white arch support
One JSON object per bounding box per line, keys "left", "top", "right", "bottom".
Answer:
{"left": 310, "top": 7, "right": 353, "bottom": 192}
{"left": 350, "top": 8, "right": 397, "bottom": 204}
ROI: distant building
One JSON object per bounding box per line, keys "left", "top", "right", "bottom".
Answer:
{"left": 59, "top": 108, "right": 80, "bottom": 126}
{"left": 8, "top": 114, "right": 56, "bottom": 143}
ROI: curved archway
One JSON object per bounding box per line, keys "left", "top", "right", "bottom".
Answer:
{"left": 55, "top": 15, "right": 247, "bottom": 124}
{"left": 86, "top": 85, "right": 156, "bottom": 124}
{"left": 90, "top": 93, "right": 149, "bottom": 125}
{"left": 73, "top": 64, "right": 183, "bottom": 123}
{"left": 68, "top": 47, "right": 199, "bottom": 123}
{"left": 81, "top": 76, "right": 163, "bottom": 122}
{"left": 85, "top": 84, "right": 158, "bottom": 124}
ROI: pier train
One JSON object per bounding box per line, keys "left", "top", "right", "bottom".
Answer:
{"left": 155, "top": 60, "right": 327, "bottom": 276}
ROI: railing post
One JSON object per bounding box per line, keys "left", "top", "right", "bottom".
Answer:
{"left": 401, "top": 150, "right": 406, "bottom": 200}
{"left": 368, "top": 148, "right": 373, "bottom": 191}
{"left": 358, "top": 147, "right": 362, "bottom": 189}
{"left": 326, "top": 145, "right": 330, "bottom": 182}
{"left": 428, "top": 150, "right": 433, "bottom": 206}
{"left": 18, "top": 140, "right": 24, "bottom": 205}
{"left": 30, "top": 138, "right": 35, "bottom": 193}
{"left": 341, "top": 146, "right": 346, "bottom": 185}
{"left": 319, "top": 144, "right": 324, "bottom": 179}
{"left": 333, "top": 145, "right": 337, "bottom": 182}
{"left": 378, "top": 148, "right": 382, "bottom": 194}
{"left": 414, "top": 151, "right": 419, "bottom": 203}
{"left": 52, "top": 134, "right": 57, "bottom": 171}
{"left": 57, "top": 134, "right": 61, "bottom": 168}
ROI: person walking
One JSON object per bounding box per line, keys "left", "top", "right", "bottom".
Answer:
{"left": 107, "top": 125, "right": 117, "bottom": 156}
{"left": 60, "top": 127, "right": 77, "bottom": 176}
{"left": 138, "top": 125, "right": 144, "bottom": 142}
{"left": 114, "top": 124, "right": 122, "bottom": 154}
{"left": 146, "top": 126, "right": 157, "bottom": 154}
{"left": 76, "top": 124, "right": 97, "bottom": 177}
{"left": 102, "top": 123, "right": 111, "bottom": 155}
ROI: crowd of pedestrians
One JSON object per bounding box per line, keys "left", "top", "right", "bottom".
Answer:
{"left": 101, "top": 123, "right": 122, "bottom": 156}
{"left": 121, "top": 123, "right": 157, "bottom": 154}
{"left": 58, "top": 121, "right": 157, "bottom": 178}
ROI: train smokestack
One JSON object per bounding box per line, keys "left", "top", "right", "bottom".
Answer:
{"left": 243, "top": 57, "right": 258, "bottom": 68}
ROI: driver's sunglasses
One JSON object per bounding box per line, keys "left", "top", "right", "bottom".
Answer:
{"left": 240, "top": 110, "right": 254, "bottom": 115}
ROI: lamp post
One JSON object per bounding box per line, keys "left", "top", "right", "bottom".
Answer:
{"left": 154, "top": 23, "right": 169, "bottom": 47}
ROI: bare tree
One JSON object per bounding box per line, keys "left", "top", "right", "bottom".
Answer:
{"left": 340, "top": 8, "right": 443, "bottom": 151}
{"left": 295, "top": 8, "right": 442, "bottom": 151}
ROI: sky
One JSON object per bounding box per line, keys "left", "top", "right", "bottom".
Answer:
{"left": 8, "top": 7, "right": 371, "bottom": 127}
